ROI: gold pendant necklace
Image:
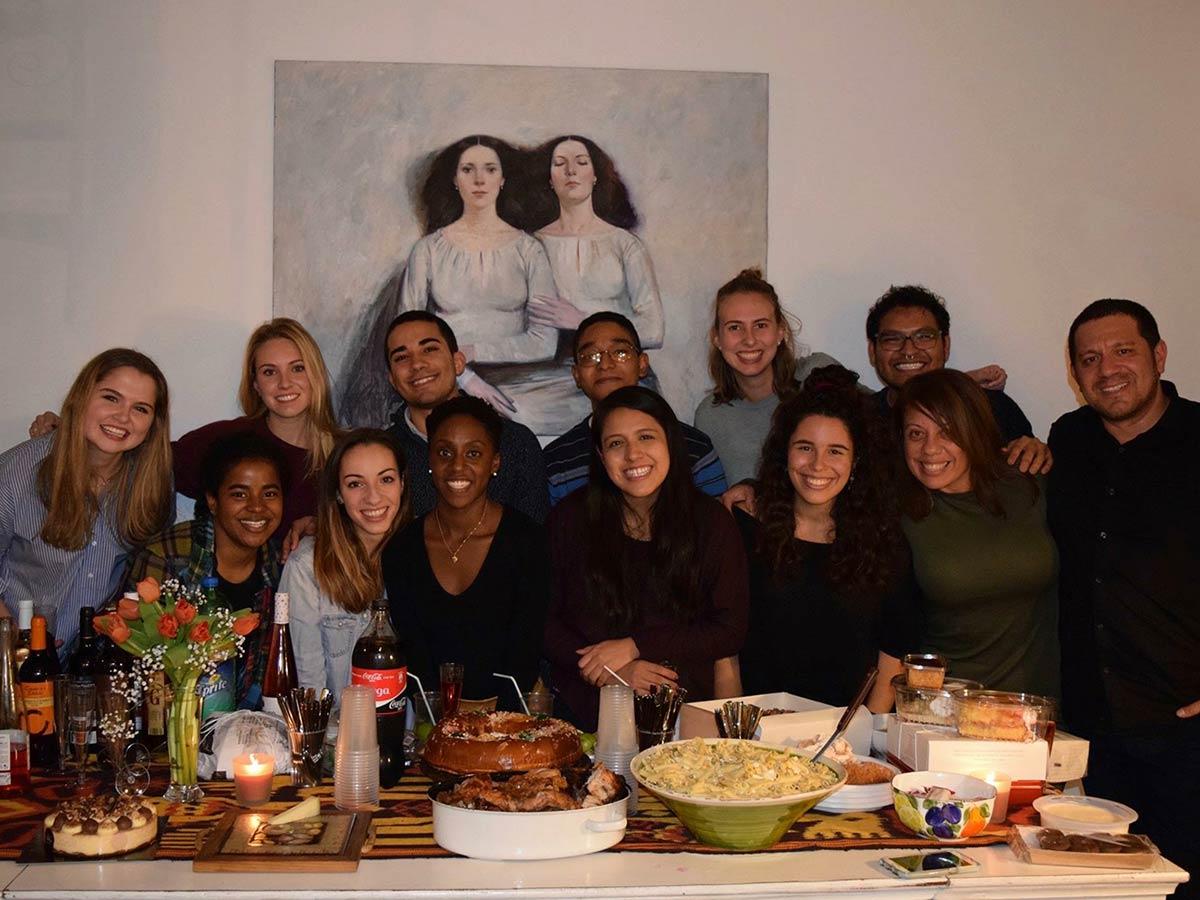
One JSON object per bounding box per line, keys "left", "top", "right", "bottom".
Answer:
{"left": 435, "top": 503, "right": 489, "bottom": 564}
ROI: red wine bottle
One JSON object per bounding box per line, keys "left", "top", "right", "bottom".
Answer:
{"left": 350, "top": 598, "right": 406, "bottom": 788}
{"left": 261, "top": 592, "right": 297, "bottom": 714}
{"left": 17, "top": 616, "right": 57, "bottom": 771}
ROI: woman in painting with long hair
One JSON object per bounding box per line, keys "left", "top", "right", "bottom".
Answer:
{"left": 1, "top": 347, "right": 174, "bottom": 654}
{"left": 398, "top": 135, "right": 560, "bottom": 434}
{"left": 544, "top": 386, "right": 748, "bottom": 730}
{"left": 524, "top": 134, "right": 665, "bottom": 427}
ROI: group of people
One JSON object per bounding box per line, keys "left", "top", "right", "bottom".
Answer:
{"left": 1, "top": 271, "right": 1196, "bottom": 884}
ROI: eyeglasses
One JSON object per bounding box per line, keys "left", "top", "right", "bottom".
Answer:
{"left": 874, "top": 329, "right": 943, "bottom": 352}
{"left": 576, "top": 347, "right": 637, "bottom": 368}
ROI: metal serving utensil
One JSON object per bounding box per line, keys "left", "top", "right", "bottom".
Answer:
{"left": 810, "top": 666, "right": 878, "bottom": 767}
{"left": 715, "top": 700, "right": 763, "bottom": 740}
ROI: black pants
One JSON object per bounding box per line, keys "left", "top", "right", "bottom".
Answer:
{"left": 1085, "top": 724, "right": 1199, "bottom": 898}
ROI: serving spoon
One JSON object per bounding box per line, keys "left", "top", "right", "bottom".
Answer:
{"left": 810, "top": 666, "right": 878, "bottom": 767}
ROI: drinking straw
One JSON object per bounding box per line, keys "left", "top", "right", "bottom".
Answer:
{"left": 408, "top": 672, "right": 436, "bottom": 725}
{"left": 493, "top": 673, "right": 531, "bottom": 714}
{"left": 603, "top": 665, "right": 632, "bottom": 688}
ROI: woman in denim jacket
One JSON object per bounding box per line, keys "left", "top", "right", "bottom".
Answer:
{"left": 281, "top": 429, "right": 411, "bottom": 708}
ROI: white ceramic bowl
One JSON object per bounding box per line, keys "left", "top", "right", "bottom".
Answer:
{"left": 815, "top": 756, "right": 899, "bottom": 813}
{"left": 428, "top": 784, "right": 628, "bottom": 860}
{"left": 1032, "top": 795, "right": 1138, "bottom": 834}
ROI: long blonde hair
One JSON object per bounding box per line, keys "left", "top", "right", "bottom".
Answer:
{"left": 237, "top": 318, "right": 340, "bottom": 475}
{"left": 38, "top": 348, "right": 173, "bottom": 550}
{"left": 706, "top": 267, "right": 799, "bottom": 404}
{"left": 313, "top": 429, "right": 410, "bottom": 613}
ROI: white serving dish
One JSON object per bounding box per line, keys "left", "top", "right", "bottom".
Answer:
{"left": 429, "top": 784, "right": 628, "bottom": 860}
{"left": 815, "top": 756, "right": 899, "bottom": 813}
{"left": 1032, "top": 795, "right": 1138, "bottom": 834}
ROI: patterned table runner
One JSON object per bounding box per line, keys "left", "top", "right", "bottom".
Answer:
{"left": 0, "top": 768, "right": 1030, "bottom": 860}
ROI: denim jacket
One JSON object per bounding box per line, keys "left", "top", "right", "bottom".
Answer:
{"left": 278, "top": 537, "right": 371, "bottom": 708}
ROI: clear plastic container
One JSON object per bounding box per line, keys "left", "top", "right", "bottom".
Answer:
{"left": 891, "top": 675, "right": 983, "bottom": 726}
{"left": 902, "top": 653, "right": 947, "bottom": 689}
{"left": 953, "top": 690, "right": 1056, "bottom": 743}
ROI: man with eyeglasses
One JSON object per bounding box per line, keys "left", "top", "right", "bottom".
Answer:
{"left": 866, "top": 284, "right": 1051, "bottom": 472}
{"left": 544, "top": 312, "right": 727, "bottom": 505}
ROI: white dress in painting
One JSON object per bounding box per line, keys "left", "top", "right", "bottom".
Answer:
{"left": 532, "top": 224, "right": 665, "bottom": 428}
{"left": 401, "top": 229, "right": 561, "bottom": 434}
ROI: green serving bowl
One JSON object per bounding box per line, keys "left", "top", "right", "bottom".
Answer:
{"left": 631, "top": 739, "right": 847, "bottom": 851}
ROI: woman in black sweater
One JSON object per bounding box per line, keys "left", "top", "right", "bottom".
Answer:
{"left": 382, "top": 396, "right": 548, "bottom": 707}
{"left": 738, "top": 366, "right": 918, "bottom": 711}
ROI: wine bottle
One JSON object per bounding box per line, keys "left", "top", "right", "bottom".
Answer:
{"left": 350, "top": 598, "right": 406, "bottom": 788}
{"left": 67, "top": 606, "right": 101, "bottom": 750}
{"left": 17, "top": 616, "right": 57, "bottom": 771}
{"left": 260, "top": 592, "right": 297, "bottom": 715}
{"left": 0, "top": 619, "right": 30, "bottom": 796}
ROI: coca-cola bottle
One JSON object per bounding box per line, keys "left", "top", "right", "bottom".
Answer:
{"left": 261, "top": 593, "right": 297, "bottom": 716}
{"left": 350, "top": 598, "right": 406, "bottom": 788}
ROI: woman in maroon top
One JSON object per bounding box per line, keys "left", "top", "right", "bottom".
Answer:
{"left": 169, "top": 318, "right": 340, "bottom": 538}
{"left": 544, "top": 386, "right": 749, "bottom": 731}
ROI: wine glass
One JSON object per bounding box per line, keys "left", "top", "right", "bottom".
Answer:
{"left": 67, "top": 680, "right": 96, "bottom": 788}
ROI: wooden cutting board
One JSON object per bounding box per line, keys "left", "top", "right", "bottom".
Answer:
{"left": 193, "top": 810, "right": 370, "bottom": 872}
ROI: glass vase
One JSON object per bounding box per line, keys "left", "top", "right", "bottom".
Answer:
{"left": 163, "top": 671, "right": 203, "bottom": 803}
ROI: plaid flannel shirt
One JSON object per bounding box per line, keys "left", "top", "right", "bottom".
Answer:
{"left": 125, "top": 516, "right": 281, "bottom": 708}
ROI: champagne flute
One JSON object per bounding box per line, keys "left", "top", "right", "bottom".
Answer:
{"left": 68, "top": 680, "right": 97, "bottom": 788}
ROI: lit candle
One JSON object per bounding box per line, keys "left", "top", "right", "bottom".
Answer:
{"left": 971, "top": 770, "right": 1011, "bottom": 823}
{"left": 233, "top": 753, "right": 275, "bottom": 806}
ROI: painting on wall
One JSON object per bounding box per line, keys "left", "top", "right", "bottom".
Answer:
{"left": 273, "top": 60, "right": 767, "bottom": 439}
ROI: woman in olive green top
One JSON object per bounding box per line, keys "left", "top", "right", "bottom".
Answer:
{"left": 895, "top": 369, "right": 1060, "bottom": 698}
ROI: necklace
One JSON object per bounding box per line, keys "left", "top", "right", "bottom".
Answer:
{"left": 435, "top": 502, "right": 489, "bottom": 563}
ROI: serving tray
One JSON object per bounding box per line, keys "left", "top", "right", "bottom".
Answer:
{"left": 193, "top": 810, "right": 370, "bottom": 872}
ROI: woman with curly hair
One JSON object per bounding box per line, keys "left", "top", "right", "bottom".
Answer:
{"left": 398, "top": 135, "right": 559, "bottom": 434}
{"left": 737, "top": 365, "right": 917, "bottom": 711}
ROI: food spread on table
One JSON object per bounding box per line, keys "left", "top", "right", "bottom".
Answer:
{"left": 634, "top": 738, "right": 838, "bottom": 799}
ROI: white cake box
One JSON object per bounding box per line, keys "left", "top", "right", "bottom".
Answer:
{"left": 678, "top": 692, "right": 873, "bottom": 755}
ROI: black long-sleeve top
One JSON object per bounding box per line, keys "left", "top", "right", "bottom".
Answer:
{"left": 381, "top": 507, "right": 548, "bottom": 708}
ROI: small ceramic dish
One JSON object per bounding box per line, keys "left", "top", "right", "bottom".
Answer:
{"left": 892, "top": 771, "right": 996, "bottom": 841}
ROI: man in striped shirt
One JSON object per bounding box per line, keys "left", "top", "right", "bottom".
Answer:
{"left": 545, "top": 312, "right": 727, "bottom": 506}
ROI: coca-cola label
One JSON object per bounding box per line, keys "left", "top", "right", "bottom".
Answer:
{"left": 351, "top": 665, "right": 407, "bottom": 715}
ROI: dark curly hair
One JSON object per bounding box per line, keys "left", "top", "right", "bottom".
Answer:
{"left": 419, "top": 135, "right": 528, "bottom": 233}
{"left": 755, "top": 365, "right": 906, "bottom": 596}
{"left": 525, "top": 135, "right": 639, "bottom": 231}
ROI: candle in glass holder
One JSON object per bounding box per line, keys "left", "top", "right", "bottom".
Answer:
{"left": 233, "top": 753, "right": 275, "bottom": 806}
{"left": 971, "top": 770, "right": 1011, "bottom": 823}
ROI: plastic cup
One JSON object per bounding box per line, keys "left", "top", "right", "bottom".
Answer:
{"left": 334, "top": 747, "right": 379, "bottom": 810}
{"left": 596, "top": 684, "right": 637, "bottom": 756}
{"left": 336, "top": 685, "right": 378, "bottom": 754}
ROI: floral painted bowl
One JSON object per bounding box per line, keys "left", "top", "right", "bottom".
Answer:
{"left": 891, "top": 771, "right": 996, "bottom": 841}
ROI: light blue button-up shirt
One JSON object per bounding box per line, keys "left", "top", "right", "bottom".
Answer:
{"left": 0, "top": 435, "right": 129, "bottom": 657}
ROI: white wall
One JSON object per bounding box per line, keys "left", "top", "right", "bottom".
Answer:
{"left": 2, "top": 0, "right": 1198, "bottom": 447}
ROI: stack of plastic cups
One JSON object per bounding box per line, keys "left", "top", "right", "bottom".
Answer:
{"left": 334, "top": 685, "right": 379, "bottom": 810}
{"left": 594, "top": 684, "right": 639, "bottom": 814}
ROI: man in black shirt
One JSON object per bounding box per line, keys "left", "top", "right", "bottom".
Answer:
{"left": 384, "top": 311, "right": 549, "bottom": 523}
{"left": 865, "top": 285, "right": 1051, "bottom": 472}
{"left": 1048, "top": 298, "right": 1200, "bottom": 893}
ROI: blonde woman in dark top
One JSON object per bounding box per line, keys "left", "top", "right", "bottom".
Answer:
{"left": 896, "top": 369, "right": 1059, "bottom": 697}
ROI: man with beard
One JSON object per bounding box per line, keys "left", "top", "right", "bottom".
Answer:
{"left": 1048, "top": 298, "right": 1200, "bottom": 894}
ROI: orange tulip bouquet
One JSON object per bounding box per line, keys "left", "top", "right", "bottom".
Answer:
{"left": 94, "top": 576, "right": 261, "bottom": 802}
